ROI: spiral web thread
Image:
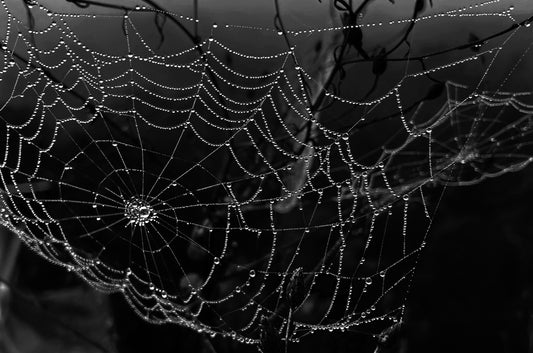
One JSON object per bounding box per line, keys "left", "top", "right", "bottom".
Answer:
{"left": 0, "top": 0, "right": 532, "bottom": 345}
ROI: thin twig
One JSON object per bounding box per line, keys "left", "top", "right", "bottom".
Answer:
{"left": 342, "top": 14, "right": 533, "bottom": 66}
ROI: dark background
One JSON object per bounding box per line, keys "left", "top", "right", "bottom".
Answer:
{"left": 1, "top": 1, "right": 533, "bottom": 352}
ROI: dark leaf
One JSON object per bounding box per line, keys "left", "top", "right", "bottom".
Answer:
{"left": 341, "top": 13, "right": 369, "bottom": 59}
{"left": 342, "top": 13, "right": 362, "bottom": 46}
{"left": 372, "top": 48, "right": 388, "bottom": 76}
{"left": 286, "top": 267, "right": 305, "bottom": 309}
{"left": 314, "top": 40, "right": 323, "bottom": 53}
{"left": 225, "top": 51, "right": 233, "bottom": 66}
{"left": 66, "top": 0, "right": 90, "bottom": 8}
{"left": 425, "top": 82, "right": 445, "bottom": 100}
{"left": 259, "top": 316, "right": 282, "bottom": 353}
{"left": 273, "top": 150, "right": 311, "bottom": 214}
{"left": 334, "top": 0, "right": 351, "bottom": 12}
{"left": 414, "top": 0, "right": 426, "bottom": 17}
{"left": 3, "top": 286, "right": 116, "bottom": 353}
{"left": 154, "top": 12, "right": 167, "bottom": 49}
{"left": 374, "top": 321, "right": 405, "bottom": 353}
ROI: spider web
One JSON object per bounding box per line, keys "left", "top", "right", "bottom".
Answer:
{"left": 0, "top": 0, "right": 532, "bottom": 346}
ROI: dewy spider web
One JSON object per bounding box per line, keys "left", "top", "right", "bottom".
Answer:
{"left": 0, "top": 0, "right": 532, "bottom": 346}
